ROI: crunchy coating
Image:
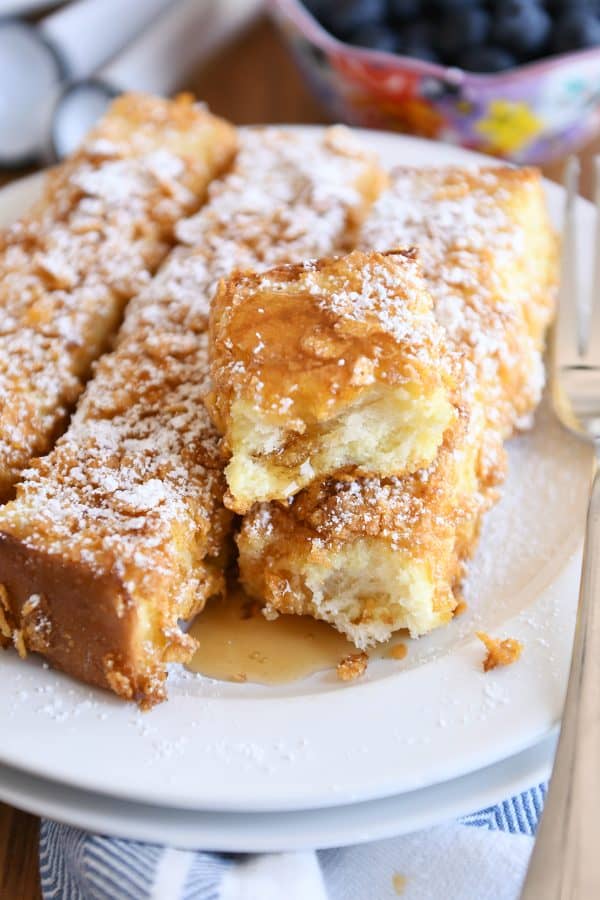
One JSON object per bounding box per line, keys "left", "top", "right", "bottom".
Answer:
{"left": 360, "top": 165, "right": 557, "bottom": 434}
{"left": 239, "top": 406, "right": 505, "bottom": 644}
{"left": 477, "top": 632, "right": 523, "bottom": 672}
{"left": 208, "top": 248, "right": 458, "bottom": 511}
{"left": 238, "top": 166, "right": 556, "bottom": 646}
{"left": 0, "top": 125, "right": 385, "bottom": 705}
{"left": 0, "top": 93, "right": 236, "bottom": 499}
{"left": 0, "top": 332, "right": 230, "bottom": 706}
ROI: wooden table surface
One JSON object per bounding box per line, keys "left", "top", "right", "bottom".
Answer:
{"left": 0, "top": 14, "right": 598, "bottom": 899}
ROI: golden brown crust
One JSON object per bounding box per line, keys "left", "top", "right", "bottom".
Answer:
{"left": 0, "top": 125, "right": 385, "bottom": 706}
{"left": 208, "top": 248, "right": 458, "bottom": 511}
{"left": 238, "top": 165, "right": 556, "bottom": 646}
{"left": 238, "top": 407, "right": 505, "bottom": 640}
{"left": 0, "top": 533, "right": 166, "bottom": 705}
{"left": 0, "top": 332, "right": 231, "bottom": 708}
{"left": 360, "top": 165, "right": 558, "bottom": 434}
{"left": 0, "top": 92, "right": 236, "bottom": 499}
{"left": 281, "top": 412, "right": 478, "bottom": 549}
{"left": 209, "top": 248, "right": 454, "bottom": 429}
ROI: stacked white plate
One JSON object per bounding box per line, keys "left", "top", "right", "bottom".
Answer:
{"left": 0, "top": 130, "right": 592, "bottom": 851}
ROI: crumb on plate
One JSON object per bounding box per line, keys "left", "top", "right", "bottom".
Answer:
{"left": 477, "top": 631, "right": 522, "bottom": 672}
{"left": 337, "top": 651, "right": 368, "bottom": 681}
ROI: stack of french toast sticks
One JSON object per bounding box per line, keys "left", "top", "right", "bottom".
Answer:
{"left": 0, "top": 93, "right": 557, "bottom": 707}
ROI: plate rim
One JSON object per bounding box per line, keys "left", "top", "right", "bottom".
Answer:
{"left": 0, "top": 735, "right": 556, "bottom": 851}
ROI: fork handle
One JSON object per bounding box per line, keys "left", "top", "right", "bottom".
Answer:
{"left": 521, "top": 458, "right": 600, "bottom": 899}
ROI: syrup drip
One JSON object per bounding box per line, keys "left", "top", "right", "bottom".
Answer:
{"left": 186, "top": 588, "right": 408, "bottom": 685}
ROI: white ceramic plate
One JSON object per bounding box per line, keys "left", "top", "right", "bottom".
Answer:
{"left": 0, "top": 130, "right": 592, "bottom": 813}
{"left": 0, "top": 736, "right": 556, "bottom": 851}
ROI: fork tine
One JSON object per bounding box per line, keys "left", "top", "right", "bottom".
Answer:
{"left": 553, "top": 156, "right": 581, "bottom": 369}
{"left": 585, "top": 156, "right": 600, "bottom": 363}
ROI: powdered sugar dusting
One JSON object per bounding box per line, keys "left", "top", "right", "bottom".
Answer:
{"left": 212, "top": 248, "right": 454, "bottom": 431}
{"left": 0, "top": 125, "right": 379, "bottom": 704}
{"left": 254, "top": 250, "right": 441, "bottom": 348}
{"left": 124, "top": 126, "right": 379, "bottom": 338}
{"left": 0, "top": 96, "right": 227, "bottom": 494}
{"left": 5, "top": 127, "right": 378, "bottom": 570}
{"left": 360, "top": 166, "right": 557, "bottom": 434}
{"left": 239, "top": 166, "right": 557, "bottom": 650}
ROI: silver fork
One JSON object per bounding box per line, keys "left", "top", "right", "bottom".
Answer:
{"left": 520, "top": 158, "right": 600, "bottom": 899}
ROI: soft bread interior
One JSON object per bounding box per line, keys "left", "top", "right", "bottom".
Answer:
{"left": 256, "top": 538, "right": 456, "bottom": 647}
{"left": 225, "top": 382, "right": 454, "bottom": 511}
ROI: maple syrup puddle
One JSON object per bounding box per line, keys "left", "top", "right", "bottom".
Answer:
{"left": 186, "top": 587, "right": 408, "bottom": 685}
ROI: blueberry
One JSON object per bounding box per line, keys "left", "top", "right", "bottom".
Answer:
{"left": 458, "top": 44, "right": 517, "bottom": 71}
{"left": 301, "top": 0, "right": 334, "bottom": 17}
{"left": 435, "top": 7, "right": 490, "bottom": 62}
{"left": 348, "top": 23, "right": 400, "bottom": 51}
{"left": 552, "top": 10, "right": 600, "bottom": 53}
{"left": 404, "top": 43, "right": 441, "bottom": 61}
{"left": 431, "top": 0, "right": 484, "bottom": 9}
{"left": 388, "top": 0, "right": 422, "bottom": 22}
{"left": 544, "top": 0, "right": 598, "bottom": 12}
{"left": 491, "top": 1, "right": 551, "bottom": 59}
{"left": 319, "top": 0, "right": 387, "bottom": 38}
{"left": 397, "top": 20, "right": 441, "bottom": 60}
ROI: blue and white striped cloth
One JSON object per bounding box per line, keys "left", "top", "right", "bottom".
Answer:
{"left": 40, "top": 784, "right": 546, "bottom": 899}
